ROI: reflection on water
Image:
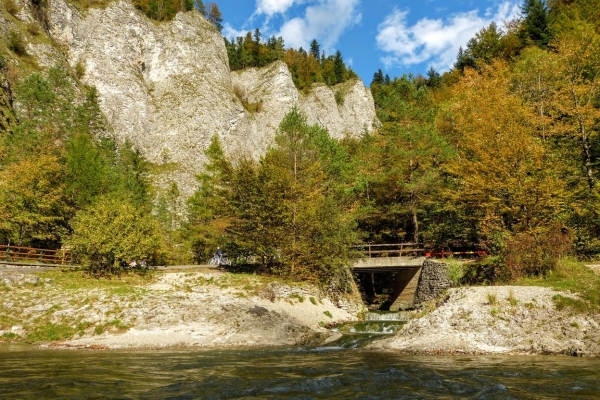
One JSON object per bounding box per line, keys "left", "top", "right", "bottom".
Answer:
{"left": 1, "top": 345, "right": 599, "bottom": 399}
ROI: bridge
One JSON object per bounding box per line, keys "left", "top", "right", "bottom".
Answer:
{"left": 351, "top": 244, "right": 431, "bottom": 311}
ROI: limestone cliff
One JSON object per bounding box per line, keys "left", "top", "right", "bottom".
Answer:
{"left": 40, "top": 0, "right": 376, "bottom": 195}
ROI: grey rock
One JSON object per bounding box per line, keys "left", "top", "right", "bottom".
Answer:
{"left": 45, "top": 0, "right": 377, "bottom": 197}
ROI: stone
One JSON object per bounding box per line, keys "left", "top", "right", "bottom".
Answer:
{"left": 45, "top": 0, "right": 377, "bottom": 197}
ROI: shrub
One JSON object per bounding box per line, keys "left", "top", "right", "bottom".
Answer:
{"left": 461, "top": 255, "right": 509, "bottom": 284}
{"left": 75, "top": 61, "right": 85, "bottom": 80}
{"left": 26, "top": 22, "right": 41, "bottom": 36}
{"left": 7, "top": 31, "right": 26, "bottom": 56}
{"left": 334, "top": 90, "right": 344, "bottom": 105}
{"left": 4, "top": 0, "right": 19, "bottom": 16}
{"left": 67, "top": 195, "right": 162, "bottom": 275}
{"left": 446, "top": 258, "right": 467, "bottom": 285}
{"left": 0, "top": 52, "right": 6, "bottom": 69}
{"left": 505, "top": 224, "right": 572, "bottom": 279}
{"left": 233, "top": 84, "right": 262, "bottom": 113}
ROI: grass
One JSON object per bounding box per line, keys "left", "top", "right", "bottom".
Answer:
{"left": 94, "top": 319, "right": 129, "bottom": 335}
{"left": 323, "top": 311, "right": 333, "bottom": 318}
{"left": 288, "top": 293, "right": 305, "bottom": 303}
{"left": 25, "top": 322, "right": 78, "bottom": 342}
{"left": 37, "top": 269, "right": 155, "bottom": 292}
{"left": 446, "top": 258, "right": 468, "bottom": 285}
{"left": 487, "top": 293, "right": 497, "bottom": 306}
{"left": 516, "top": 258, "right": 600, "bottom": 313}
{"left": 508, "top": 290, "right": 518, "bottom": 306}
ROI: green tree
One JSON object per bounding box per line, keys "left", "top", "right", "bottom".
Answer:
{"left": 0, "top": 155, "right": 70, "bottom": 247}
{"left": 519, "top": 0, "right": 552, "bottom": 48}
{"left": 207, "top": 2, "right": 223, "bottom": 32}
{"left": 194, "top": 0, "right": 206, "bottom": 15}
{"left": 309, "top": 39, "right": 320, "bottom": 60}
{"left": 186, "top": 135, "right": 233, "bottom": 262}
{"left": 68, "top": 195, "right": 161, "bottom": 274}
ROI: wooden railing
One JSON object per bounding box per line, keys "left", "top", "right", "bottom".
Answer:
{"left": 0, "top": 245, "right": 72, "bottom": 266}
{"left": 355, "top": 243, "right": 425, "bottom": 258}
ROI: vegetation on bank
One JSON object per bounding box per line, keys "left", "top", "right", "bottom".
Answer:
{"left": 0, "top": 0, "right": 599, "bottom": 300}
{"left": 0, "top": 268, "right": 336, "bottom": 343}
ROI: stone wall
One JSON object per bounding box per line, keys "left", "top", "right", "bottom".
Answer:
{"left": 414, "top": 259, "right": 451, "bottom": 306}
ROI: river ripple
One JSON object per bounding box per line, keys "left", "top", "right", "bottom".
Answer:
{"left": 0, "top": 346, "right": 599, "bottom": 399}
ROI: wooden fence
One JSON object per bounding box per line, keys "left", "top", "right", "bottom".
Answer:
{"left": 354, "top": 243, "right": 425, "bottom": 258}
{"left": 0, "top": 245, "right": 72, "bottom": 266}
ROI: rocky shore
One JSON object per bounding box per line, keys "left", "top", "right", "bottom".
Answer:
{"left": 0, "top": 268, "right": 361, "bottom": 350}
{"left": 369, "top": 286, "right": 600, "bottom": 357}
{"left": 1, "top": 268, "right": 599, "bottom": 356}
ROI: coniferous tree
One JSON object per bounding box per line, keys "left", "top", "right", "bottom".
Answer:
{"left": 519, "top": 0, "right": 551, "bottom": 48}
{"left": 333, "top": 50, "right": 345, "bottom": 84}
{"left": 194, "top": 0, "right": 206, "bottom": 16}
{"left": 309, "top": 39, "right": 320, "bottom": 59}
{"left": 371, "top": 69, "right": 384, "bottom": 86}
{"left": 207, "top": 2, "right": 223, "bottom": 32}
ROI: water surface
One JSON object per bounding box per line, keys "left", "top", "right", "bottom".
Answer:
{"left": 0, "top": 346, "right": 598, "bottom": 399}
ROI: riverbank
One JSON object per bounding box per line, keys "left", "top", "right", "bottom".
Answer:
{"left": 368, "top": 286, "right": 600, "bottom": 357}
{"left": 0, "top": 268, "right": 361, "bottom": 349}
{"left": 1, "top": 267, "right": 599, "bottom": 356}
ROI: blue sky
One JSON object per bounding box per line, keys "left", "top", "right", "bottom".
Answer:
{"left": 216, "top": 0, "right": 522, "bottom": 85}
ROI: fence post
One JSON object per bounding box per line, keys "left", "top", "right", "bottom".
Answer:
{"left": 39, "top": 250, "right": 44, "bottom": 263}
{"left": 5, "top": 246, "right": 9, "bottom": 262}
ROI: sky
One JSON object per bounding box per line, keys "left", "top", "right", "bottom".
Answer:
{"left": 216, "top": 0, "right": 523, "bottom": 85}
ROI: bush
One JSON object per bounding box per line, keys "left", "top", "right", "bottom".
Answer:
{"left": 26, "top": 22, "right": 41, "bottom": 36}
{"left": 4, "top": 0, "right": 19, "bottom": 16}
{"left": 504, "top": 224, "right": 572, "bottom": 279}
{"left": 67, "top": 195, "right": 162, "bottom": 274}
{"left": 446, "top": 258, "right": 467, "bottom": 285}
{"left": 461, "top": 255, "right": 510, "bottom": 284}
{"left": 0, "top": 52, "right": 6, "bottom": 69}
{"left": 7, "top": 31, "right": 26, "bottom": 56}
{"left": 334, "top": 90, "right": 344, "bottom": 105}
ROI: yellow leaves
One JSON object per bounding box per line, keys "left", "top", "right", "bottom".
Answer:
{"left": 441, "top": 61, "right": 565, "bottom": 233}
{"left": 0, "top": 155, "right": 70, "bottom": 244}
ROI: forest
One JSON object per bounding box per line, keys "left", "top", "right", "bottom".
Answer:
{"left": 0, "top": 0, "right": 599, "bottom": 290}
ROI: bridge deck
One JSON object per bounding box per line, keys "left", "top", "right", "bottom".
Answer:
{"left": 351, "top": 256, "right": 425, "bottom": 273}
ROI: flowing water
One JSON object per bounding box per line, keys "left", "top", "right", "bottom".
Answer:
{"left": 1, "top": 345, "right": 599, "bottom": 399}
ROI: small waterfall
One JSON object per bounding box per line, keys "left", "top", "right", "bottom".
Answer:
{"left": 363, "top": 311, "right": 410, "bottom": 322}
{"left": 319, "top": 312, "right": 410, "bottom": 350}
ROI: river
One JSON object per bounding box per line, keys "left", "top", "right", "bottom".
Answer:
{"left": 1, "top": 345, "right": 599, "bottom": 399}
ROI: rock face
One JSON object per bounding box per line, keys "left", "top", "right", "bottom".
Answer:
{"left": 45, "top": 0, "right": 376, "bottom": 195}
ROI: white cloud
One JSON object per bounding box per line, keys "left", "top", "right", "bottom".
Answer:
{"left": 222, "top": 23, "right": 248, "bottom": 41}
{"left": 376, "top": 1, "right": 520, "bottom": 72}
{"left": 256, "top": 0, "right": 300, "bottom": 16}
{"left": 276, "top": 0, "right": 361, "bottom": 52}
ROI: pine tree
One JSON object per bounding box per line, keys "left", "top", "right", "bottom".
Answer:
{"left": 371, "top": 69, "right": 384, "bottom": 85}
{"left": 333, "top": 50, "right": 345, "bottom": 84}
{"left": 519, "top": 0, "right": 551, "bottom": 48}
{"left": 207, "top": 2, "right": 223, "bottom": 32}
{"left": 194, "top": 0, "right": 206, "bottom": 16}
{"left": 309, "top": 39, "right": 320, "bottom": 59}
{"left": 253, "top": 28, "right": 261, "bottom": 67}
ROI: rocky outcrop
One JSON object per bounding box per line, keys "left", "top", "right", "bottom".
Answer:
{"left": 369, "top": 286, "right": 600, "bottom": 356}
{"left": 44, "top": 0, "right": 376, "bottom": 196}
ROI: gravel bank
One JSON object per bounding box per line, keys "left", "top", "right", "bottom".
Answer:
{"left": 368, "top": 286, "right": 600, "bottom": 357}
{"left": 0, "top": 269, "right": 361, "bottom": 350}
